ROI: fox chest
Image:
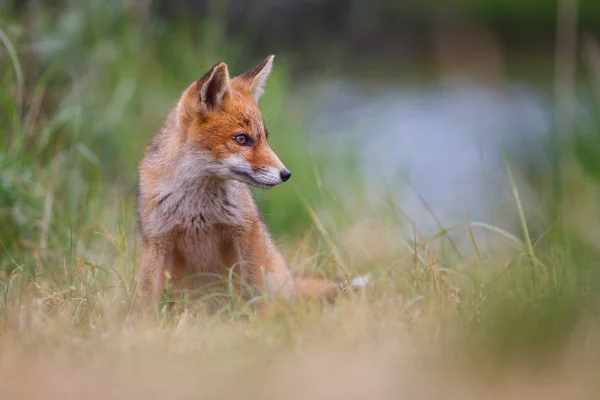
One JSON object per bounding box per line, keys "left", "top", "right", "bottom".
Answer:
{"left": 171, "top": 226, "right": 239, "bottom": 287}
{"left": 167, "top": 189, "right": 243, "bottom": 273}
{"left": 144, "top": 176, "right": 249, "bottom": 232}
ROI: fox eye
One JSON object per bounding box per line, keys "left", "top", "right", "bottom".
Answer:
{"left": 233, "top": 134, "right": 252, "bottom": 146}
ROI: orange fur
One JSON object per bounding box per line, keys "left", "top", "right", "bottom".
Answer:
{"left": 131, "top": 56, "right": 368, "bottom": 317}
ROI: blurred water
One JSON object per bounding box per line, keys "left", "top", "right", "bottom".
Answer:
{"left": 297, "top": 78, "right": 553, "bottom": 245}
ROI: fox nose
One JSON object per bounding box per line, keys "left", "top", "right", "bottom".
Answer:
{"left": 280, "top": 168, "right": 292, "bottom": 182}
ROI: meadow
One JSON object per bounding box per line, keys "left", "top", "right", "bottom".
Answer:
{"left": 2, "top": 2, "right": 600, "bottom": 398}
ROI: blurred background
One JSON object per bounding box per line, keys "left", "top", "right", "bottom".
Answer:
{"left": 2, "top": 0, "right": 600, "bottom": 258}
{"left": 2, "top": 0, "right": 600, "bottom": 383}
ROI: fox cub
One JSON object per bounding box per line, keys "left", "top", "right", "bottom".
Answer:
{"left": 133, "top": 55, "right": 368, "bottom": 315}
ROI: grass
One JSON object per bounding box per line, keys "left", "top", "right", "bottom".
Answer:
{"left": 2, "top": 2, "right": 600, "bottom": 398}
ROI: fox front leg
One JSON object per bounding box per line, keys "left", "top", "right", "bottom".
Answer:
{"left": 130, "top": 239, "right": 174, "bottom": 318}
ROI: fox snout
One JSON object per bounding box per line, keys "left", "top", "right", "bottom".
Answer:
{"left": 228, "top": 159, "right": 291, "bottom": 189}
{"left": 224, "top": 141, "right": 292, "bottom": 189}
{"left": 255, "top": 166, "right": 291, "bottom": 187}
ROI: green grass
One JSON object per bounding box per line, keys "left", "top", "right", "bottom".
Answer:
{"left": 2, "top": 2, "right": 600, "bottom": 398}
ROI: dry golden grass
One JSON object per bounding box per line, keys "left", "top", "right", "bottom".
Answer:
{"left": 0, "top": 214, "right": 598, "bottom": 400}
{"left": 1, "top": 293, "right": 599, "bottom": 400}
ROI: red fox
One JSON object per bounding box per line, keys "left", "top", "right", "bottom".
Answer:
{"left": 132, "top": 55, "right": 369, "bottom": 315}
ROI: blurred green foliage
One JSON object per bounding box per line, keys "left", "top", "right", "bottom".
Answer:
{"left": 0, "top": 1, "right": 340, "bottom": 272}
{"left": 2, "top": 0, "right": 600, "bottom": 369}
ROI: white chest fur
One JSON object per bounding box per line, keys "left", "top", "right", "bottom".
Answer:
{"left": 144, "top": 172, "right": 248, "bottom": 239}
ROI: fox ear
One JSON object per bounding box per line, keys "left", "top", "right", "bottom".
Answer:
{"left": 238, "top": 55, "right": 274, "bottom": 102}
{"left": 197, "top": 62, "right": 231, "bottom": 112}
{"left": 181, "top": 62, "right": 231, "bottom": 118}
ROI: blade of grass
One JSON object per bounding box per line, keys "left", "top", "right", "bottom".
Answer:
{"left": 500, "top": 140, "right": 547, "bottom": 278}
{"left": 296, "top": 189, "right": 349, "bottom": 277}
{"left": 0, "top": 26, "right": 24, "bottom": 121}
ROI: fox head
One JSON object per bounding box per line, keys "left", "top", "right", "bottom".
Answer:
{"left": 175, "top": 55, "right": 290, "bottom": 189}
